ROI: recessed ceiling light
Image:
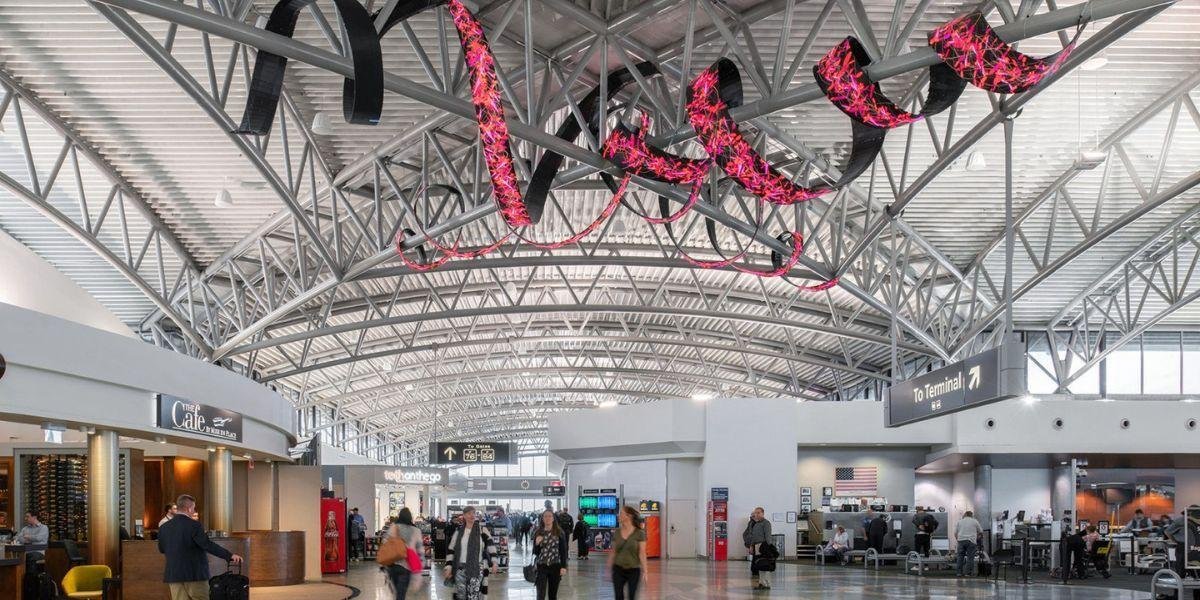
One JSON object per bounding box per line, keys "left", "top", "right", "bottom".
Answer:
{"left": 214, "top": 188, "right": 234, "bottom": 208}
{"left": 1060, "top": 461, "right": 1069, "bottom": 465}
{"left": 962, "top": 461, "right": 970, "bottom": 465}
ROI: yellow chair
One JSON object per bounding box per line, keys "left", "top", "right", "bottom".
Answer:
{"left": 61, "top": 564, "right": 115, "bottom": 599}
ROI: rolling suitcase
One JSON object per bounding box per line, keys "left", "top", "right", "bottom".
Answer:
{"left": 209, "top": 561, "right": 249, "bottom": 600}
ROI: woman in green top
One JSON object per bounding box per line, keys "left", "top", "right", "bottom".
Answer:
{"left": 607, "top": 506, "right": 649, "bottom": 599}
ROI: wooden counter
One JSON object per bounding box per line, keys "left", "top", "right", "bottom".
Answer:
{"left": 233, "top": 530, "right": 305, "bottom": 587}
{"left": 0, "top": 558, "right": 24, "bottom": 600}
{"left": 122, "top": 537, "right": 249, "bottom": 600}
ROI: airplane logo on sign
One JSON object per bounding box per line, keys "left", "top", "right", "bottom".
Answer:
{"left": 212, "top": 417, "right": 233, "bottom": 428}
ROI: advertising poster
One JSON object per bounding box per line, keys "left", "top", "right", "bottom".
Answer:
{"left": 592, "top": 529, "right": 614, "bottom": 551}
{"left": 321, "top": 498, "right": 347, "bottom": 574}
{"left": 1187, "top": 505, "right": 1200, "bottom": 570}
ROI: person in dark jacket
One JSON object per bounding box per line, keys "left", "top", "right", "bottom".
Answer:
{"left": 742, "top": 507, "right": 772, "bottom": 590}
{"left": 533, "top": 510, "right": 569, "bottom": 600}
{"left": 912, "top": 507, "right": 938, "bottom": 556}
{"left": 572, "top": 513, "right": 590, "bottom": 560}
{"left": 866, "top": 512, "right": 889, "bottom": 553}
{"left": 556, "top": 509, "right": 574, "bottom": 537}
{"left": 158, "top": 494, "right": 243, "bottom": 600}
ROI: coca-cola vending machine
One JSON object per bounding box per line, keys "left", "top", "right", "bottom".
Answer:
{"left": 708, "top": 488, "right": 729, "bottom": 561}
{"left": 321, "top": 497, "right": 348, "bottom": 574}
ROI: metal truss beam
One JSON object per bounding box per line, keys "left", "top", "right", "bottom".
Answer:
{"left": 947, "top": 65, "right": 1200, "bottom": 356}
{"left": 230, "top": 301, "right": 930, "bottom": 357}
{"left": 0, "top": 71, "right": 211, "bottom": 356}
{"left": 260, "top": 330, "right": 889, "bottom": 384}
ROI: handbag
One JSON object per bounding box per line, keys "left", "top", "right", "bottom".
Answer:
{"left": 406, "top": 547, "right": 423, "bottom": 572}
{"left": 376, "top": 537, "right": 407, "bottom": 567}
{"left": 523, "top": 564, "right": 537, "bottom": 583}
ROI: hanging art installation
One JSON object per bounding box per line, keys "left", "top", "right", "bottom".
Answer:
{"left": 238, "top": 0, "right": 1084, "bottom": 289}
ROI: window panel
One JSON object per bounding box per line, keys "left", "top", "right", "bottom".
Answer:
{"left": 1184, "top": 333, "right": 1200, "bottom": 394}
{"left": 1144, "top": 332, "right": 1182, "bottom": 394}
{"left": 1106, "top": 334, "right": 1142, "bottom": 394}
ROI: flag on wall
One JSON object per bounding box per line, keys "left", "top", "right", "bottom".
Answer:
{"left": 834, "top": 467, "right": 878, "bottom": 495}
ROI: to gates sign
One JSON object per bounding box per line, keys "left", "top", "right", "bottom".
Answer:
{"left": 429, "top": 441, "right": 515, "bottom": 465}
{"left": 156, "top": 393, "right": 243, "bottom": 442}
{"left": 885, "top": 343, "right": 1026, "bottom": 427}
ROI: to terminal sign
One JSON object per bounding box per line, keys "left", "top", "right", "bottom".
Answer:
{"left": 885, "top": 343, "right": 1026, "bottom": 427}
{"left": 429, "top": 441, "right": 515, "bottom": 465}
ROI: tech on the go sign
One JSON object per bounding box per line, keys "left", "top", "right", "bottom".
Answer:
{"left": 156, "top": 393, "right": 243, "bottom": 443}
{"left": 379, "top": 467, "right": 449, "bottom": 486}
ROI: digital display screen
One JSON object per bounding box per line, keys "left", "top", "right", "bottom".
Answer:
{"left": 598, "top": 495, "right": 618, "bottom": 510}
{"left": 598, "top": 514, "right": 617, "bottom": 528}
{"left": 583, "top": 514, "right": 599, "bottom": 526}
{"left": 579, "top": 496, "right": 598, "bottom": 509}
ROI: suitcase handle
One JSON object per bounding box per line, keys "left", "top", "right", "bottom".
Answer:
{"left": 225, "top": 559, "right": 243, "bottom": 574}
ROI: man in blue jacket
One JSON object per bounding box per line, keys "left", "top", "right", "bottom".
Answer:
{"left": 158, "top": 494, "right": 243, "bottom": 600}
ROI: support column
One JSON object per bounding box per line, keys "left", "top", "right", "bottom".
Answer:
{"left": 973, "top": 465, "right": 993, "bottom": 523}
{"left": 87, "top": 429, "right": 120, "bottom": 571}
{"left": 974, "top": 464, "right": 994, "bottom": 552}
{"left": 208, "top": 447, "right": 234, "bottom": 532}
{"left": 1052, "top": 463, "right": 1075, "bottom": 523}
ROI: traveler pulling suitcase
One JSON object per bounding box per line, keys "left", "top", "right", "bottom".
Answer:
{"left": 209, "top": 561, "right": 250, "bottom": 600}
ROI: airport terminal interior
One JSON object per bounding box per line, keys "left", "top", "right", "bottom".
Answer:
{"left": 0, "top": 0, "right": 1198, "bottom": 598}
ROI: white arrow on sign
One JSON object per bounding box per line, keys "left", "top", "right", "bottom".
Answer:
{"left": 968, "top": 365, "right": 981, "bottom": 390}
{"left": 444, "top": 447, "right": 457, "bottom": 461}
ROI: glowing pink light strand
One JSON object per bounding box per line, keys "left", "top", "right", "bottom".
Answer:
{"left": 928, "top": 12, "right": 1077, "bottom": 95}
{"left": 686, "top": 65, "right": 828, "bottom": 205}
{"left": 814, "top": 39, "right": 922, "bottom": 129}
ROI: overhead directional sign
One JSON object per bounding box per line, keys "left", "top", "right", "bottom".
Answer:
{"left": 429, "top": 441, "right": 515, "bottom": 465}
{"left": 543, "top": 485, "right": 566, "bottom": 497}
{"left": 885, "top": 343, "right": 1027, "bottom": 427}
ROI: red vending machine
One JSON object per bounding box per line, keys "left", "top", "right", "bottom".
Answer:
{"left": 707, "top": 488, "right": 728, "bottom": 561}
{"left": 321, "top": 497, "right": 348, "bottom": 574}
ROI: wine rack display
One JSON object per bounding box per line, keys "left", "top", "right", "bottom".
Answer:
{"left": 21, "top": 453, "right": 129, "bottom": 541}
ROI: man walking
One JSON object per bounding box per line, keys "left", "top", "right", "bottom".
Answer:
{"left": 954, "top": 510, "right": 983, "bottom": 577}
{"left": 742, "top": 507, "right": 772, "bottom": 590}
{"left": 159, "top": 495, "right": 243, "bottom": 600}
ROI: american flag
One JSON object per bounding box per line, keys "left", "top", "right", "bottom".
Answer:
{"left": 834, "top": 467, "right": 878, "bottom": 495}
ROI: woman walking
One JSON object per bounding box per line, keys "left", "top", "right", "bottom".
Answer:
{"left": 444, "top": 506, "right": 494, "bottom": 600}
{"left": 532, "top": 509, "right": 569, "bottom": 600}
{"left": 378, "top": 508, "right": 423, "bottom": 599}
{"left": 572, "top": 513, "right": 590, "bottom": 560}
{"left": 608, "top": 506, "right": 649, "bottom": 600}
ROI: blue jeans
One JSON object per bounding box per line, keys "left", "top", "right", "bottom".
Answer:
{"left": 956, "top": 540, "right": 977, "bottom": 576}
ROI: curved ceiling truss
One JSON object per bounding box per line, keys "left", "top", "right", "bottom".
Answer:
{"left": 0, "top": 0, "right": 1177, "bottom": 464}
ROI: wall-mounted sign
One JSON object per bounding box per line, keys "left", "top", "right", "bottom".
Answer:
{"left": 156, "top": 393, "right": 243, "bottom": 442}
{"left": 429, "top": 441, "right": 515, "bottom": 465}
{"left": 468, "top": 479, "right": 490, "bottom": 491}
{"left": 885, "top": 343, "right": 1027, "bottom": 428}
{"left": 711, "top": 487, "right": 729, "bottom": 501}
{"left": 543, "top": 485, "right": 566, "bottom": 497}
{"left": 378, "top": 467, "right": 449, "bottom": 485}
{"left": 639, "top": 500, "right": 661, "bottom": 512}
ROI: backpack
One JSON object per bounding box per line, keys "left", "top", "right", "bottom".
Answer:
{"left": 36, "top": 572, "right": 59, "bottom": 600}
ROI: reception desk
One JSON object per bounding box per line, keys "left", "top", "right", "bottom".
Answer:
{"left": 122, "top": 537, "right": 249, "bottom": 600}
{"left": 235, "top": 530, "right": 305, "bottom": 586}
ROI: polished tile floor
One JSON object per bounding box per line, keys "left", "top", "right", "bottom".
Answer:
{"left": 329, "top": 547, "right": 1152, "bottom": 599}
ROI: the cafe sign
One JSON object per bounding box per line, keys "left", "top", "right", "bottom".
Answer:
{"left": 156, "top": 393, "right": 243, "bottom": 442}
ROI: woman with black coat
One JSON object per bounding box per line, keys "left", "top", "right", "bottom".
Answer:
{"left": 532, "top": 509, "right": 569, "bottom": 600}
{"left": 572, "top": 514, "right": 590, "bottom": 560}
